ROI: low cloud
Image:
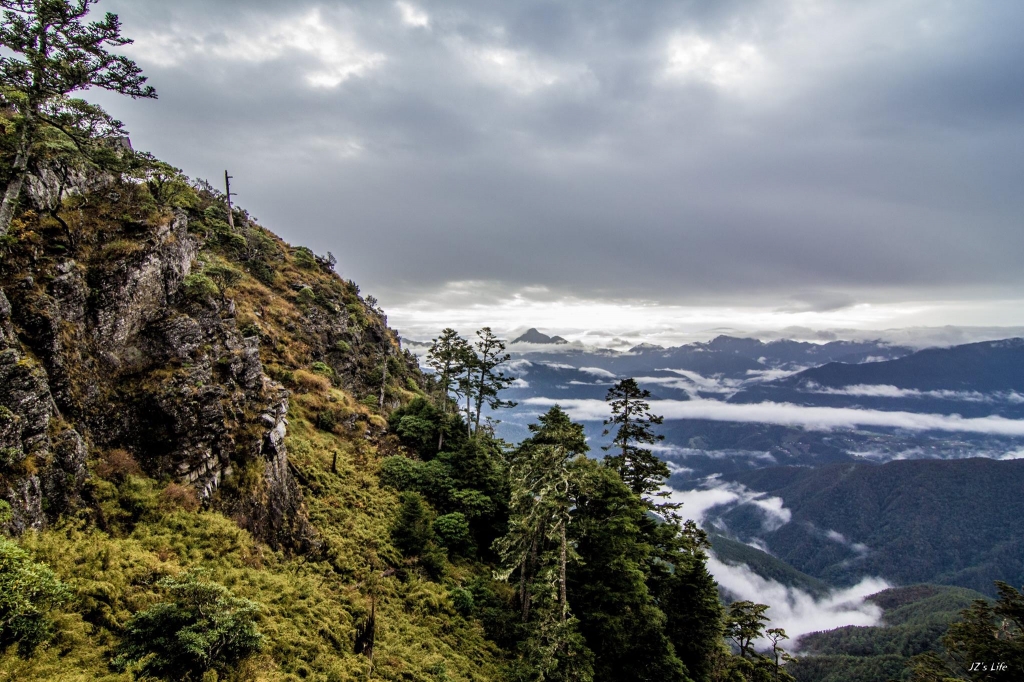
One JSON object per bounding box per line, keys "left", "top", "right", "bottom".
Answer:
{"left": 825, "top": 529, "right": 870, "bottom": 554}
{"left": 852, "top": 445, "right": 1024, "bottom": 462}
{"left": 523, "top": 397, "right": 1024, "bottom": 436}
{"left": 578, "top": 366, "right": 617, "bottom": 378}
{"left": 640, "top": 370, "right": 742, "bottom": 397}
{"left": 663, "top": 478, "right": 791, "bottom": 531}
{"left": 752, "top": 497, "right": 792, "bottom": 532}
{"left": 707, "top": 555, "right": 889, "bottom": 643}
{"left": 657, "top": 444, "right": 777, "bottom": 463}
{"left": 804, "top": 382, "right": 1024, "bottom": 403}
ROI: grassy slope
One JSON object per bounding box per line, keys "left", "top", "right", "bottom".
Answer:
{"left": 0, "top": 181, "right": 507, "bottom": 680}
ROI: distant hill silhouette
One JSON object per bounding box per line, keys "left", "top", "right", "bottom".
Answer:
{"left": 511, "top": 328, "right": 568, "bottom": 344}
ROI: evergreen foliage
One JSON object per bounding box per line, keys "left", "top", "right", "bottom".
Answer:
{"left": 0, "top": 0, "right": 157, "bottom": 235}
{"left": 601, "top": 378, "right": 672, "bottom": 499}
{"left": 469, "top": 327, "right": 517, "bottom": 432}
{"left": 112, "top": 570, "right": 263, "bottom": 679}
{"left": 0, "top": 7, "right": 813, "bottom": 676}
{"left": 905, "top": 582, "right": 1024, "bottom": 681}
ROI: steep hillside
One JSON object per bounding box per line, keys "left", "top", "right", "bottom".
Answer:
{"left": 0, "top": 176, "right": 505, "bottom": 679}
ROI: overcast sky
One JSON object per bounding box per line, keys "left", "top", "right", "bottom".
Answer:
{"left": 90, "top": 0, "right": 1024, "bottom": 344}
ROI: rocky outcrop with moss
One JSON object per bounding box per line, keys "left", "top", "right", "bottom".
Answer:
{"left": 0, "top": 180, "right": 419, "bottom": 552}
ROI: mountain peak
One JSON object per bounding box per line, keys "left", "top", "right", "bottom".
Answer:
{"left": 511, "top": 328, "right": 568, "bottom": 344}
{"left": 628, "top": 342, "right": 665, "bottom": 352}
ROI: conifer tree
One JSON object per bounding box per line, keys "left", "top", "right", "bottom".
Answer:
{"left": 495, "top": 406, "right": 593, "bottom": 680}
{"left": 426, "top": 328, "right": 472, "bottom": 448}
{"left": 602, "top": 378, "right": 671, "bottom": 498}
{"left": 0, "top": 0, "right": 157, "bottom": 235}
{"left": 470, "top": 327, "right": 517, "bottom": 433}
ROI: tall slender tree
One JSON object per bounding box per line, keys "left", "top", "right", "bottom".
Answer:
{"left": 495, "top": 406, "right": 593, "bottom": 680}
{"left": 0, "top": 0, "right": 157, "bottom": 236}
{"left": 602, "top": 378, "right": 671, "bottom": 498}
{"left": 470, "top": 327, "right": 517, "bottom": 433}
{"left": 425, "top": 328, "right": 471, "bottom": 448}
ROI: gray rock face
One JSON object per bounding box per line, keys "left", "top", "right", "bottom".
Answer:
{"left": 0, "top": 211, "right": 316, "bottom": 550}
{"left": 0, "top": 289, "right": 87, "bottom": 533}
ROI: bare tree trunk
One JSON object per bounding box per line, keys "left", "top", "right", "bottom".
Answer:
{"left": 0, "top": 126, "right": 30, "bottom": 237}
{"left": 559, "top": 521, "right": 567, "bottom": 623}
{"left": 378, "top": 350, "right": 388, "bottom": 410}
{"left": 473, "top": 365, "right": 485, "bottom": 432}
{"left": 466, "top": 386, "right": 472, "bottom": 437}
{"left": 224, "top": 170, "right": 235, "bottom": 229}
{"left": 523, "top": 535, "right": 538, "bottom": 622}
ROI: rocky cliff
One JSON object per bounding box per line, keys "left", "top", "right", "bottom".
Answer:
{"left": 0, "top": 179, "right": 421, "bottom": 551}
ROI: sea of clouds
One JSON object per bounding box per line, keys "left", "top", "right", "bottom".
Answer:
{"left": 523, "top": 397, "right": 1024, "bottom": 436}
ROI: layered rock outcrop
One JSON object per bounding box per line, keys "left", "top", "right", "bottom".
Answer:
{"left": 0, "top": 208, "right": 318, "bottom": 549}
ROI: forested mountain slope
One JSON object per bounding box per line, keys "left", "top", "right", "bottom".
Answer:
{"left": 789, "top": 585, "right": 989, "bottom": 682}
{"left": 714, "top": 459, "right": 1024, "bottom": 595}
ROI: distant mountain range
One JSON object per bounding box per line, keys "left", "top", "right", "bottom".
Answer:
{"left": 492, "top": 335, "right": 1024, "bottom": 469}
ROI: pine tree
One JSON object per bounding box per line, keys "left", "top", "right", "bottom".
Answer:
{"left": 426, "top": 328, "right": 472, "bottom": 448}
{"left": 0, "top": 0, "right": 157, "bottom": 235}
{"left": 602, "top": 378, "right": 671, "bottom": 499}
{"left": 495, "top": 406, "right": 594, "bottom": 681}
{"left": 470, "top": 327, "right": 517, "bottom": 433}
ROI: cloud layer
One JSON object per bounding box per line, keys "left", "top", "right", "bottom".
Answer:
{"left": 525, "top": 397, "right": 1024, "bottom": 436}
{"left": 708, "top": 556, "right": 889, "bottom": 643}
{"left": 88, "top": 0, "right": 1024, "bottom": 337}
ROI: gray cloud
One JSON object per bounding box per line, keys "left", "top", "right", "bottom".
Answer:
{"left": 87, "top": 0, "right": 1024, "bottom": 324}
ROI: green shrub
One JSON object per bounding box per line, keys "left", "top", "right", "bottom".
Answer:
{"left": 112, "top": 570, "right": 263, "bottom": 678}
{"left": 450, "top": 586, "right": 475, "bottom": 616}
{"left": 246, "top": 259, "right": 277, "bottom": 286}
{"left": 296, "top": 286, "right": 316, "bottom": 306}
{"left": 380, "top": 455, "right": 422, "bottom": 491}
{"left": 434, "top": 512, "right": 472, "bottom": 553}
{"left": 334, "top": 340, "right": 352, "bottom": 354}
{"left": 311, "top": 361, "right": 335, "bottom": 379}
{"left": 239, "top": 322, "right": 261, "bottom": 338}
{"left": 392, "top": 493, "right": 446, "bottom": 580}
{"left": 316, "top": 410, "right": 338, "bottom": 432}
{"left": 182, "top": 273, "right": 219, "bottom": 302}
{"left": 204, "top": 263, "right": 243, "bottom": 288}
{"left": 293, "top": 247, "right": 317, "bottom": 269}
{"left": 0, "top": 537, "right": 70, "bottom": 656}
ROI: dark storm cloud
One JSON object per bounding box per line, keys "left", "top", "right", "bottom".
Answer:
{"left": 88, "top": 0, "right": 1024, "bottom": 311}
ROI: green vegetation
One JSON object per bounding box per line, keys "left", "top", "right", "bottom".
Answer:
{"left": 788, "top": 585, "right": 991, "bottom": 682}
{"left": 0, "top": 0, "right": 157, "bottom": 236}
{"left": 112, "top": 570, "right": 263, "bottom": 678}
{"left": 905, "top": 582, "right": 1023, "bottom": 681}
{"left": 601, "top": 378, "right": 671, "bottom": 499}
{"left": 0, "top": 532, "right": 70, "bottom": 656}
{"left": 718, "top": 460, "right": 1024, "bottom": 596}
{"left": 9, "top": 3, "right": 1014, "bottom": 682}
